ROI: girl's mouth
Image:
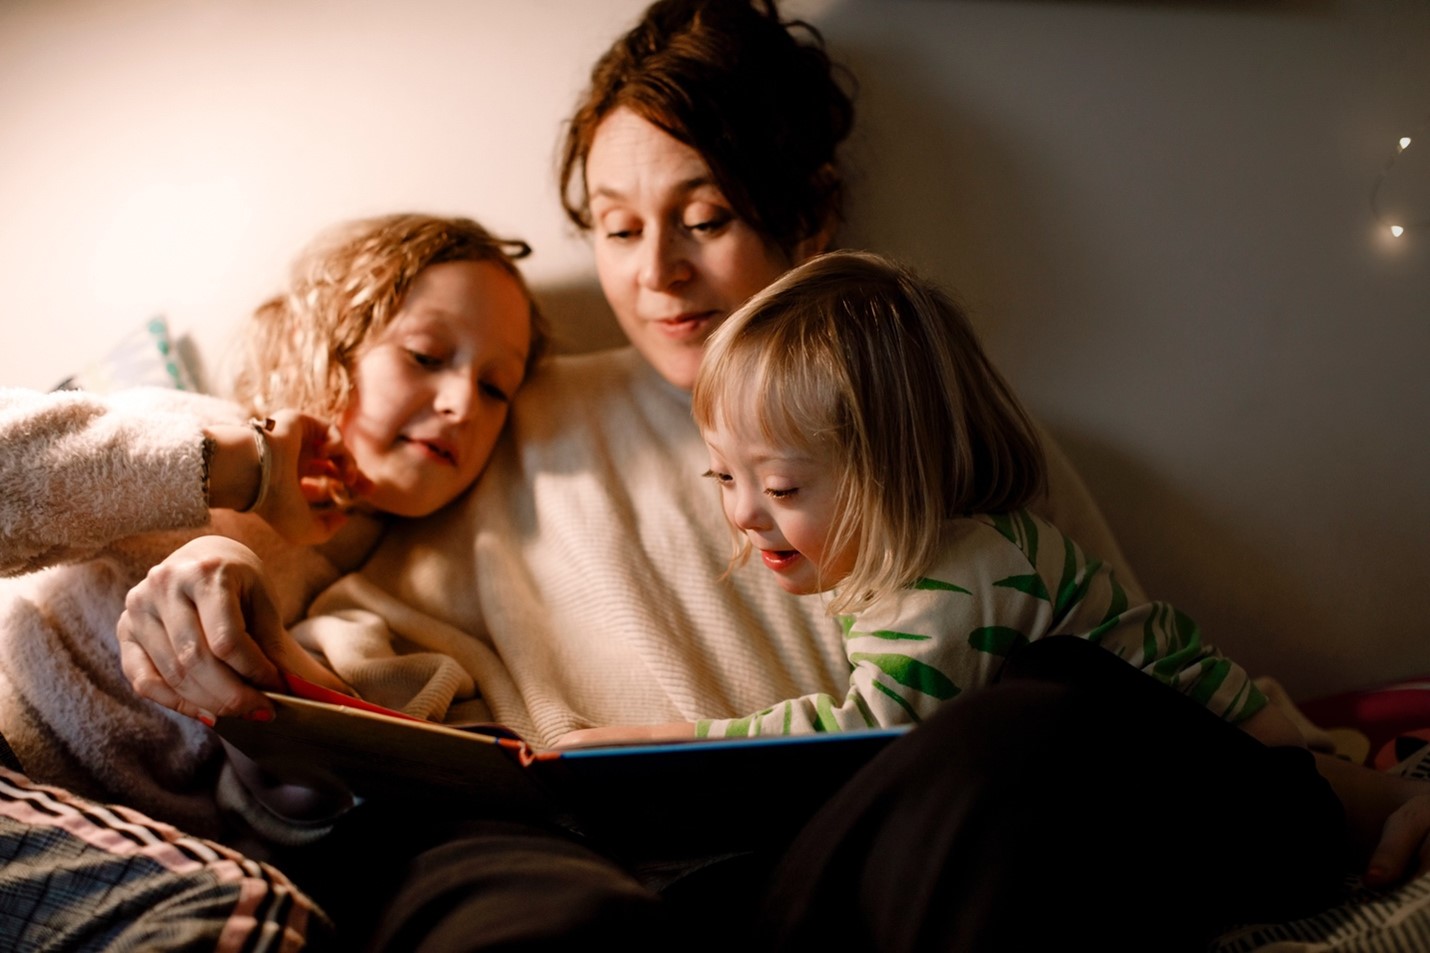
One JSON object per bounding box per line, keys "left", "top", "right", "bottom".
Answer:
{"left": 401, "top": 436, "right": 456, "bottom": 466}
{"left": 760, "top": 549, "right": 801, "bottom": 572}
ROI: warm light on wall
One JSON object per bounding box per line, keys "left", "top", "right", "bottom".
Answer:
{"left": 1372, "top": 119, "right": 1429, "bottom": 240}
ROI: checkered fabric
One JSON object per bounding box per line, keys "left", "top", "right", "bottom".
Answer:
{"left": 0, "top": 767, "right": 330, "bottom": 952}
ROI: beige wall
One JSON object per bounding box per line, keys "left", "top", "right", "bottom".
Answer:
{"left": 2, "top": 0, "right": 1427, "bottom": 698}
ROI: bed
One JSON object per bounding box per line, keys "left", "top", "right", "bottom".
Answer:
{"left": 6, "top": 320, "right": 1430, "bottom": 950}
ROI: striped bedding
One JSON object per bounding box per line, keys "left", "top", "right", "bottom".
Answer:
{"left": 1211, "top": 743, "right": 1430, "bottom": 953}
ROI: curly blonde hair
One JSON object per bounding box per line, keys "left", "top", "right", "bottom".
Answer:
{"left": 693, "top": 250, "right": 1046, "bottom": 615}
{"left": 230, "top": 213, "right": 547, "bottom": 420}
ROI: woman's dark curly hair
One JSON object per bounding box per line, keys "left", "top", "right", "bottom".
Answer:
{"left": 558, "top": 0, "right": 856, "bottom": 257}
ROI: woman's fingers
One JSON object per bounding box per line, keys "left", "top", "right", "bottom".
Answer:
{"left": 118, "top": 536, "right": 284, "bottom": 721}
{"left": 255, "top": 412, "right": 358, "bottom": 545}
{"left": 1365, "top": 794, "right": 1430, "bottom": 887}
{"left": 116, "top": 614, "right": 218, "bottom": 726}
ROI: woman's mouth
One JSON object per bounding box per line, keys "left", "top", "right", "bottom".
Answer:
{"left": 650, "top": 311, "right": 718, "bottom": 342}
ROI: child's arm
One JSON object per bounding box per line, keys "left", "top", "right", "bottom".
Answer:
{"left": 698, "top": 590, "right": 973, "bottom": 740}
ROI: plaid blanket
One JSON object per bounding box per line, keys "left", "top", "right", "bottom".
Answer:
{"left": 0, "top": 767, "right": 329, "bottom": 952}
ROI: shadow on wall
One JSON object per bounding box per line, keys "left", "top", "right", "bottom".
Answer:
{"left": 531, "top": 282, "right": 626, "bottom": 357}
{"left": 1051, "top": 426, "right": 1362, "bottom": 695}
{"left": 811, "top": 4, "right": 1105, "bottom": 397}
{"left": 809, "top": 0, "right": 1388, "bottom": 698}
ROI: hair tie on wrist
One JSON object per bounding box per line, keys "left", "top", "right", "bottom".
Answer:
{"left": 237, "top": 417, "right": 275, "bottom": 514}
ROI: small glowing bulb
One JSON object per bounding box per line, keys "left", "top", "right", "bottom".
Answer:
{"left": 1390, "top": 224, "right": 1405, "bottom": 237}
{"left": 1399, "top": 137, "right": 1413, "bottom": 151}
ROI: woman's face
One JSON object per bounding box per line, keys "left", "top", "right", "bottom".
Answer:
{"left": 585, "top": 107, "right": 800, "bottom": 392}
{"left": 338, "top": 260, "right": 531, "bottom": 517}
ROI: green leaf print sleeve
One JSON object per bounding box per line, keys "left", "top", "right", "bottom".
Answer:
{"left": 696, "top": 625, "right": 966, "bottom": 738}
{"left": 1011, "top": 510, "right": 1267, "bottom": 725}
{"left": 696, "top": 521, "right": 1047, "bottom": 739}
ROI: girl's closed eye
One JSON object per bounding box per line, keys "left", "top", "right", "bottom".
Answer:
{"left": 480, "top": 380, "right": 511, "bottom": 403}
{"left": 701, "top": 469, "right": 734, "bottom": 487}
{"left": 407, "top": 348, "right": 444, "bottom": 370}
{"left": 765, "top": 486, "right": 798, "bottom": 499}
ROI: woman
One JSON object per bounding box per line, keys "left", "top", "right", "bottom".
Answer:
{"left": 119, "top": 2, "right": 1430, "bottom": 951}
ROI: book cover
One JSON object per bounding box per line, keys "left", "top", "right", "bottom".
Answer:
{"left": 216, "top": 676, "right": 911, "bottom": 851}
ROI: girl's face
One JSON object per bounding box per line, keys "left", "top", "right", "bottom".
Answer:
{"left": 339, "top": 260, "right": 531, "bottom": 518}
{"left": 701, "top": 414, "right": 857, "bottom": 595}
{"left": 585, "top": 107, "right": 812, "bottom": 393}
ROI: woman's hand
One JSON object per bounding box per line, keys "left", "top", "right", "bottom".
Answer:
{"left": 1364, "top": 790, "right": 1430, "bottom": 887}
{"left": 1315, "top": 751, "right": 1430, "bottom": 887}
{"left": 117, "top": 535, "right": 352, "bottom": 725}
{"left": 554, "top": 722, "right": 695, "bottom": 748}
{"left": 206, "top": 411, "right": 370, "bottom": 546}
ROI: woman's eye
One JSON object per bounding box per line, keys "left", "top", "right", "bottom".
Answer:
{"left": 686, "top": 215, "right": 730, "bottom": 234}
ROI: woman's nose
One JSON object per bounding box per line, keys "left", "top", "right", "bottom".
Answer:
{"left": 637, "top": 225, "right": 692, "bottom": 291}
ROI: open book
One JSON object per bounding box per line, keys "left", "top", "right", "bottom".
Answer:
{"left": 216, "top": 675, "right": 910, "bottom": 853}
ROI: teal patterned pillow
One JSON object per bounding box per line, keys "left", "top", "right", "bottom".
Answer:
{"left": 54, "top": 316, "right": 200, "bottom": 393}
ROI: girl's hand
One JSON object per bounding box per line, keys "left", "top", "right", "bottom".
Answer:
{"left": 553, "top": 722, "right": 696, "bottom": 748}
{"left": 117, "top": 535, "right": 352, "bottom": 725}
{"left": 206, "top": 411, "right": 371, "bottom": 546}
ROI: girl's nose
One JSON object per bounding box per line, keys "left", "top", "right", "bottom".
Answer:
{"left": 728, "top": 485, "right": 770, "bottom": 533}
{"left": 435, "top": 372, "right": 475, "bottom": 421}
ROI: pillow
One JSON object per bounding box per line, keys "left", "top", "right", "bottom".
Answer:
{"left": 1297, "top": 677, "right": 1430, "bottom": 769}
{"left": 53, "top": 316, "right": 201, "bottom": 393}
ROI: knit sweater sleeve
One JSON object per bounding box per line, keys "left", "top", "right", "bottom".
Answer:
{"left": 0, "top": 386, "right": 234, "bottom": 576}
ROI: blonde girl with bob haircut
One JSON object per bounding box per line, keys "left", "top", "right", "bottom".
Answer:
{"left": 693, "top": 248, "right": 1045, "bottom": 616}
{"left": 682, "top": 249, "right": 1270, "bottom": 739}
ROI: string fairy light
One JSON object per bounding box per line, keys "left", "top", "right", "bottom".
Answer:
{"left": 1371, "top": 115, "right": 1430, "bottom": 239}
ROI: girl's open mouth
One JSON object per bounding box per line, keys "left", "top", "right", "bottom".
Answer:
{"left": 760, "top": 549, "right": 801, "bottom": 572}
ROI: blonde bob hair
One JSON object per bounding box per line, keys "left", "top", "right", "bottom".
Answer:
{"left": 692, "top": 249, "right": 1046, "bottom": 615}
{"left": 230, "top": 212, "right": 547, "bottom": 420}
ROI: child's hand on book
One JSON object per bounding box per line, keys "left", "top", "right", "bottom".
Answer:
{"left": 554, "top": 722, "right": 695, "bottom": 748}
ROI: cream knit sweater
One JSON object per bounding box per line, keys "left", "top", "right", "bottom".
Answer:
{"left": 300, "top": 346, "right": 1144, "bottom": 750}
{"left": 0, "top": 387, "right": 344, "bottom": 840}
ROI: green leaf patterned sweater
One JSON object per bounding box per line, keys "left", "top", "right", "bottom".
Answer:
{"left": 696, "top": 509, "right": 1266, "bottom": 738}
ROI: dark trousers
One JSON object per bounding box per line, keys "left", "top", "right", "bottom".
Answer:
{"left": 762, "top": 636, "right": 1347, "bottom": 952}
{"left": 287, "top": 637, "right": 1347, "bottom": 952}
